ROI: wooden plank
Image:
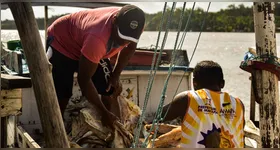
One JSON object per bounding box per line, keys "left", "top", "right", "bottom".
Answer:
{"left": 16, "top": 126, "right": 41, "bottom": 148}
{"left": 121, "top": 70, "right": 192, "bottom": 76}
{"left": 0, "top": 117, "right": 7, "bottom": 148}
{"left": 8, "top": 2, "right": 70, "bottom": 148}
{"left": 0, "top": 89, "right": 22, "bottom": 117}
{"left": 249, "top": 77, "right": 256, "bottom": 121}
{"left": 1, "top": 74, "right": 32, "bottom": 89}
{"left": 6, "top": 116, "right": 16, "bottom": 148}
{"left": 240, "top": 60, "right": 280, "bottom": 81}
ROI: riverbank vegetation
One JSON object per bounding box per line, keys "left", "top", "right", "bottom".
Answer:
{"left": 2, "top": 3, "right": 280, "bottom": 32}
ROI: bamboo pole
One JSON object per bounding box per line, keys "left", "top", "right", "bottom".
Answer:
{"left": 8, "top": 2, "right": 70, "bottom": 148}
{"left": 44, "top": 5, "right": 48, "bottom": 46}
{"left": 253, "top": 2, "right": 280, "bottom": 148}
{"left": 249, "top": 77, "right": 256, "bottom": 122}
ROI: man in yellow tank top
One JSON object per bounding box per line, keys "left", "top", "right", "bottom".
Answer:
{"left": 162, "top": 60, "right": 245, "bottom": 148}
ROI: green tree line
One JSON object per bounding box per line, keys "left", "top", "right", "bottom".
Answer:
{"left": 144, "top": 3, "right": 280, "bottom": 32}
{"left": 2, "top": 3, "right": 280, "bottom": 32}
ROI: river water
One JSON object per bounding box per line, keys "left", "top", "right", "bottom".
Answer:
{"left": 2, "top": 30, "right": 280, "bottom": 120}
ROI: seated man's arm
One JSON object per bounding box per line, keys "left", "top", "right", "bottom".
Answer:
{"left": 162, "top": 91, "right": 189, "bottom": 122}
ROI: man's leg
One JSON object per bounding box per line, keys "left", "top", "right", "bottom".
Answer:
{"left": 49, "top": 48, "right": 77, "bottom": 119}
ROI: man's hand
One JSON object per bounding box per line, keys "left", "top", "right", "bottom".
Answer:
{"left": 101, "top": 109, "right": 119, "bottom": 129}
{"left": 113, "top": 81, "right": 123, "bottom": 97}
{"left": 106, "top": 73, "right": 119, "bottom": 91}
{"left": 106, "top": 73, "right": 123, "bottom": 97}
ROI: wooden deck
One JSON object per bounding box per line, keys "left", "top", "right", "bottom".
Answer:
{"left": 1, "top": 74, "right": 32, "bottom": 148}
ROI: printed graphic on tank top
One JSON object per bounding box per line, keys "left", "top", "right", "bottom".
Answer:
{"left": 180, "top": 89, "right": 244, "bottom": 148}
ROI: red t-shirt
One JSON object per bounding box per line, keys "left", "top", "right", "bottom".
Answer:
{"left": 47, "top": 7, "right": 127, "bottom": 63}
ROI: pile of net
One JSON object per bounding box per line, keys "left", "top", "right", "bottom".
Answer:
{"left": 64, "top": 95, "right": 140, "bottom": 148}
{"left": 64, "top": 95, "right": 182, "bottom": 148}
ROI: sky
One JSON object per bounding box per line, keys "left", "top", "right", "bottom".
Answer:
{"left": 1, "top": 2, "right": 253, "bottom": 21}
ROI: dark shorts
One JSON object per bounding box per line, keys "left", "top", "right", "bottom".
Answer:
{"left": 47, "top": 37, "right": 114, "bottom": 100}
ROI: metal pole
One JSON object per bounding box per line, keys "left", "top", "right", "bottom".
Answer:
{"left": 253, "top": 2, "right": 280, "bottom": 148}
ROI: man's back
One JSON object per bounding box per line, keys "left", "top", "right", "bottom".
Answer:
{"left": 180, "top": 88, "right": 245, "bottom": 148}
{"left": 47, "top": 7, "right": 120, "bottom": 62}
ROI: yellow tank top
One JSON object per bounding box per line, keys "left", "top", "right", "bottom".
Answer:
{"left": 180, "top": 89, "right": 244, "bottom": 148}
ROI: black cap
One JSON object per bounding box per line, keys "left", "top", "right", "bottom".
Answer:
{"left": 116, "top": 5, "right": 145, "bottom": 43}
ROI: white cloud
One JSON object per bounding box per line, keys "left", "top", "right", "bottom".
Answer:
{"left": 1, "top": 2, "right": 253, "bottom": 21}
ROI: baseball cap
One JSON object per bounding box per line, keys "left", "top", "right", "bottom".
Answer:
{"left": 116, "top": 5, "right": 145, "bottom": 43}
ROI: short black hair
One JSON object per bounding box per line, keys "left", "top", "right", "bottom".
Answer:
{"left": 193, "top": 60, "right": 224, "bottom": 87}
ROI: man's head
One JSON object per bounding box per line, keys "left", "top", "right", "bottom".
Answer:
{"left": 193, "top": 60, "right": 225, "bottom": 91}
{"left": 112, "top": 5, "right": 145, "bottom": 46}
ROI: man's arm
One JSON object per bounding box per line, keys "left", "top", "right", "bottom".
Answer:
{"left": 113, "top": 42, "right": 136, "bottom": 76}
{"left": 161, "top": 91, "right": 189, "bottom": 122}
{"left": 106, "top": 42, "right": 136, "bottom": 93}
{"left": 78, "top": 55, "right": 115, "bottom": 125}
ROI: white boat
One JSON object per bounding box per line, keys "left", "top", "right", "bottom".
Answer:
{"left": 1, "top": 2, "right": 261, "bottom": 148}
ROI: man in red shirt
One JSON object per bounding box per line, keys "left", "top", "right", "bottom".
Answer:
{"left": 46, "top": 5, "right": 145, "bottom": 128}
